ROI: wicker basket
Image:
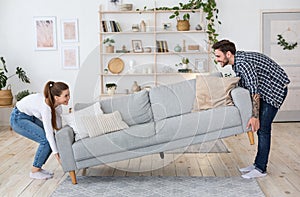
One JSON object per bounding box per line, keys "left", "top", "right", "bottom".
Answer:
{"left": 176, "top": 20, "right": 190, "bottom": 31}
{"left": 0, "top": 88, "right": 13, "bottom": 106}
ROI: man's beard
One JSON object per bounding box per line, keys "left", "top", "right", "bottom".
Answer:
{"left": 222, "top": 57, "right": 229, "bottom": 67}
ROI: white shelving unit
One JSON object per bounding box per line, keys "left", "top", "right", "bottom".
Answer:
{"left": 99, "top": 6, "right": 211, "bottom": 96}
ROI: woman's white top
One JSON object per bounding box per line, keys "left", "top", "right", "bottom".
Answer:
{"left": 16, "top": 93, "right": 62, "bottom": 154}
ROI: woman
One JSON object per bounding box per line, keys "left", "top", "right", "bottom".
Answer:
{"left": 10, "top": 81, "right": 70, "bottom": 180}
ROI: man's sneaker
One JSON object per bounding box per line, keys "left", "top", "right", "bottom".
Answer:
{"left": 239, "top": 165, "right": 255, "bottom": 173}
{"left": 41, "top": 169, "right": 54, "bottom": 176}
{"left": 29, "top": 171, "right": 53, "bottom": 180}
{"left": 241, "top": 169, "right": 267, "bottom": 179}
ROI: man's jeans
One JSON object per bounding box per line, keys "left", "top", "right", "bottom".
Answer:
{"left": 254, "top": 88, "right": 288, "bottom": 173}
{"left": 10, "top": 107, "right": 52, "bottom": 168}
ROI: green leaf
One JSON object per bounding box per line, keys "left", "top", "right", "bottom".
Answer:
{"left": 16, "top": 67, "right": 30, "bottom": 83}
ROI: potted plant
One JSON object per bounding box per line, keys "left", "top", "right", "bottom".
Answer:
{"left": 169, "top": 4, "right": 191, "bottom": 31}
{"left": 15, "top": 89, "right": 32, "bottom": 101}
{"left": 0, "top": 57, "right": 30, "bottom": 106}
{"left": 176, "top": 57, "right": 190, "bottom": 69}
{"left": 105, "top": 83, "right": 117, "bottom": 95}
{"left": 155, "top": 0, "right": 220, "bottom": 44}
{"left": 103, "top": 38, "right": 115, "bottom": 53}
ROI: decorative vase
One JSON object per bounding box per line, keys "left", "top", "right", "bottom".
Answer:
{"left": 107, "top": 86, "right": 116, "bottom": 96}
{"left": 131, "top": 81, "right": 141, "bottom": 93}
{"left": 174, "top": 44, "right": 182, "bottom": 52}
{"left": 140, "top": 20, "right": 146, "bottom": 32}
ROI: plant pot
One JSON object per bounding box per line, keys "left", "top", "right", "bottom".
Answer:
{"left": 176, "top": 20, "right": 190, "bottom": 31}
{"left": 182, "top": 64, "right": 188, "bottom": 69}
{"left": 107, "top": 86, "right": 116, "bottom": 96}
{"left": 0, "top": 89, "right": 13, "bottom": 106}
{"left": 106, "top": 46, "right": 114, "bottom": 53}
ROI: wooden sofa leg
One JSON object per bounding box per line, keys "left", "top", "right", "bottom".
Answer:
{"left": 159, "top": 152, "right": 164, "bottom": 159}
{"left": 69, "top": 170, "right": 77, "bottom": 184}
{"left": 247, "top": 131, "right": 255, "bottom": 145}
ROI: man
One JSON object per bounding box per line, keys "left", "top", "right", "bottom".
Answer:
{"left": 212, "top": 40, "right": 290, "bottom": 179}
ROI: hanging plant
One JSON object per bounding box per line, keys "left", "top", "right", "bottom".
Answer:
{"left": 153, "top": 0, "right": 221, "bottom": 45}
{"left": 277, "top": 34, "right": 298, "bottom": 50}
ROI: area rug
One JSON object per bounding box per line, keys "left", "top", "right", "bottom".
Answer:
{"left": 167, "top": 139, "right": 229, "bottom": 153}
{"left": 51, "top": 176, "right": 265, "bottom": 197}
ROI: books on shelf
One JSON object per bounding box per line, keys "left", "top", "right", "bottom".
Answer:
{"left": 101, "top": 20, "right": 122, "bottom": 32}
{"left": 156, "top": 40, "right": 169, "bottom": 52}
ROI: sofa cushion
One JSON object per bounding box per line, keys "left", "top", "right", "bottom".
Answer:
{"left": 100, "top": 90, "right": 153, "bottom": 126}
{"left": 155, "top": 106, "right": 242, "bottom": 143}
{"left": 194, "top": 76, "right": 240, "bottom": 110}
{"left": 61, "top": 102, "right": 103, "bottom": 141}
{"left": 74, "top": 90, "right": 153, "bottom": 126}
{"left": 81, "top": 111, "right": 129, "bottom": 138}
{"left": 149, "top": 79, "right": 196, "bottom": 122}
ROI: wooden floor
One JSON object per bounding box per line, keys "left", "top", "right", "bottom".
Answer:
{"left": 0, "top": 123, "right": 300, "bottom": 197}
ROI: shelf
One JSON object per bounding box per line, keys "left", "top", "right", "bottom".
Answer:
{"left": 155, "top": 30, "right": 206, "bottom": 34}
{"left": 101, "top": 72, "right": 210, "bottom": 76}
{"left": 100, "top": 31, "right": 154, "bottom": 35}
{"left": 100, "top": 30, "right": 206, "bottom": 35}
{"left": 99, "top": 9, "right": 201, "bottom": 14}
{"left": 102, "top": 51, "right": 209, "bottom": 55}
{"left": 101, "top": 73, "right": 155, "bottom": 76}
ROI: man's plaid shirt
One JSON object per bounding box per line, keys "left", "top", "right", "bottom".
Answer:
{"left": 233, "top": 51, "right": 290, "bottom": 108}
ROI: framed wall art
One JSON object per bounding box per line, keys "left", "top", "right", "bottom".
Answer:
{"left": 61, "top": 46, "right": 79, "bottom": 69}
{"left": 33, "top": 16, "right": 57, "bottom": 50}
{"left": 132, "top": 40, "right": 143, "bottom": 53}
{"left": 61, "top": 19, "right": 79, "bottom": 43}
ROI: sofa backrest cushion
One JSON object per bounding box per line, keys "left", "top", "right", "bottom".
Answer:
{"left": 149, "top": 79, "right": 196, "bottom": 122}
{"left": 100, "top": 90, "right": 153, "bottom": 126}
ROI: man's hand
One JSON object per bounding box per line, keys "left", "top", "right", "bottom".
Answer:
{"left": 247, "top": 117, "right": 260, "bottom": 132}
{"left": 55, "top": 153, "right": 61, "bottom": 165}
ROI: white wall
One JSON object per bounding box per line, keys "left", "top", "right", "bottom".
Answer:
{"left": 1, "top": 0, "right": 300, "bottom": 125}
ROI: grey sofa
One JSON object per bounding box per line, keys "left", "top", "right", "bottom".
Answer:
{"left": 56, "top": 79, "right": 252, "bottom": 184}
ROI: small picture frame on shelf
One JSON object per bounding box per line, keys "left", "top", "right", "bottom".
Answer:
{"left": 132, "top": 40, "right": 143, "bottom": 53}
{"left": 195, "top": 59, "right": 207, "bottom": 72}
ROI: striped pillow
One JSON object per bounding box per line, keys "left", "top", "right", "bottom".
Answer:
{"left": 81, "top": 111, "right": 129, "bottom": 138}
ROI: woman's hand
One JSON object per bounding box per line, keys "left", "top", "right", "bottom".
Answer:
{"left": 55, "top": 153, "right": 62, "bottom": 165}
{"left": 247, "top": 117, "right": 260, "bottom": 132}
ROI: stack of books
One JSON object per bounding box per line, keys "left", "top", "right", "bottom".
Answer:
{"left": 101, "top": 20, "right": 122, "bottom": 32}
{"left": 156, "top": 40, "right": 169, "bottom": 52}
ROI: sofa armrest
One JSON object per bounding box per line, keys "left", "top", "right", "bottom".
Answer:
{"left": 55, "top": 125, "right": 77, "bottom": 172}
{"left": 231, "top": 87, "right": 252, "bottom": 132}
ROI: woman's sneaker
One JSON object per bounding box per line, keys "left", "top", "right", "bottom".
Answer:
{"left": 239, "top": 165, "right": 255, "bottom": 173}
{"left": 41, "top": 169, "right": 54, "bottom": 176}
{"left": 29, "top": 171, "right": 52, "bottom": 180}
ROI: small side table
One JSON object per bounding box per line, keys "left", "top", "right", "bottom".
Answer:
{"left": 0, "top": 104, "right": 14, "bottom": 131}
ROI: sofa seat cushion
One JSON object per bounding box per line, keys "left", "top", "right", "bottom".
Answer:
{"left": 155, "top": 106, "right": 241, "bottom": 143}
{"left": 150, "top": 79, "right": 196, "bottom": 122}
{"left": 72, "top": 122, "right": 156, "bottom": 162}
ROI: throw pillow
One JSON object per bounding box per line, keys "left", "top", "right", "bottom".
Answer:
{"left": 81, "top": 111, "right": 129, "bottom": 138}
{"left": 195, "top": 76, "right": 240, "bottom": 110}
{"left": 61, "top": 102, "right": 103, "bottom": 141}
